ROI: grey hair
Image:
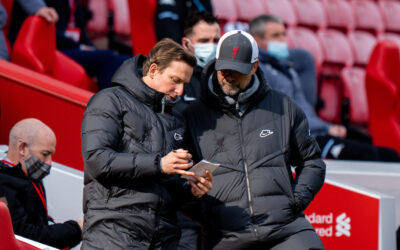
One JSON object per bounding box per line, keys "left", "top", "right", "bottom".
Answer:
{"left": 249, "top": 15, "right": 284, "bottom": 38}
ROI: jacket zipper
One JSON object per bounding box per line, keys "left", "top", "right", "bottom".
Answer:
{"left": 238, "top": 119, "right": 258, "bottom": 237}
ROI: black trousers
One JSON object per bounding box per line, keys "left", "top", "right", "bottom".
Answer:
{"left": 316, "top": 135, "right": 400, "bottom": 162}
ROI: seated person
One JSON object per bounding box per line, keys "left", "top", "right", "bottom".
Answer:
{"left": 0, "top": 0, "right": 58, "bottom": 60}
{"left": 0, "top": 118, "right": 82, "bottom": 249}
{"left": 249, "top": 15, "right": 400, "bottom": 162}
{"left": 8, "top": 0, "right": 130, "bottom": 90}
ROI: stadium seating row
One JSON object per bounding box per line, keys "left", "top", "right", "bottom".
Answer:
{"left": 213, "top": 0, "right": 400, "bottom": 35}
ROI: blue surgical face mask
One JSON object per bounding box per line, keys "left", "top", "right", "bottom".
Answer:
{"left": 193, "top": 43, "right": 217, "bottom": 68}
{"left": 267, "top": 41, "right": 289, "bottom": 60}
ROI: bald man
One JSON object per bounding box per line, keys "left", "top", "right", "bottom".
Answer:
{"left": 0, "top": 118, "right": 82, "bottom": 249}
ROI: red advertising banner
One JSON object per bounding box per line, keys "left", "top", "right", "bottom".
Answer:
{"left": 305, "top": 181, "right": 380, "bottom": 250}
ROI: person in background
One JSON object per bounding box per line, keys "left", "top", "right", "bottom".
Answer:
{"left": 184, "top": 30, "right": 325, "bottom": 249}
{"left": 81, "top": 38, "right": 212, "bottom": 249}
{"left": 8, "top": 0, "right": 130, "bottom": 90}
{"left": 249, "top": 14, "right": 400, "bottom": 162}
{"left": 155, "top": 0, "right": 212, "bottom": 43}
{"left": 174, "top": 11, "right": 221, "bottom": 113}
{"left": 0, "top": 0, "right": 58, "bottom": 60}
{"left": 0, "top": 118, "right": 82, "bottom": 249}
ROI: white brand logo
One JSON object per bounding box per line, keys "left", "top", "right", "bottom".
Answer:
{"left": 335, "top": 212, "right": 351, "bottom": 237}
{"left": 174, "top": 133, "right": 183, "bottom": 141}
{"left": 260, "top": 129, "right": 274, "bottom": 138}
{"left": 183, "top": 94, "right": 196, "bottom": 102}
{"left": 159, "top": 0, "right": 175, "bottom": 5}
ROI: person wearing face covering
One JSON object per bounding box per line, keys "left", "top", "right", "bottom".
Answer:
{"left": 249, "top": 15, "right": 400, "bottom": 162}
{"left": 173, "top": 11, "right": 221, "bottom": 114}
{"left": 0, "top": 118, "right": 82, "bottom": 249}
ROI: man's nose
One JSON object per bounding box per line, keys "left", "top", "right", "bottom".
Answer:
{"left": 45, "top": 156, "right": 52, "bottom": 166}
{"left": 175, "top": 84, "right": 184, "bottom": 96}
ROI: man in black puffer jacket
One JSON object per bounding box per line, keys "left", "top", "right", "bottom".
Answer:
{"left": 184, "top": 30, "right": 326, "bottom": 249}
{"left": 81, "top": 38, "right": 212, "bottom": 249}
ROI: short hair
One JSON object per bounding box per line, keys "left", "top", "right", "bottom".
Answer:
{"left": 183, "top": 11, "right": 220, "bottom": 37}
{"left": 249, "top": 15, "right": 284, "bottom": 38}
{"left": 9, "top": 118, "right": 55, "bottom": 147}
{"left": 142, "top": 38, "right": 197, "bottom": 75}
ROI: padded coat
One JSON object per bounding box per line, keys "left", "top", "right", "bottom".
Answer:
{"left": 81, "top": 56, "right": 194, "bottom": 249}
{"left": 184, "top": 62, "right": 326, "bottom": 246}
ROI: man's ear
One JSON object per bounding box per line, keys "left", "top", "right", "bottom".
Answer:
{"left": 18, "top": 141, "right": 28, "bottom": 158}
{"left": 252, "top": 61, "right": 259, "bottom": 74}
{"left": 182, "top": 37, "right": 190, "bottom": 50}
{"left": 148, "top": 63, "right": 158, "bottom": 79}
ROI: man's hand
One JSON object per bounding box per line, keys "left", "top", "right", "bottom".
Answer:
{"left": 189, "top": 170, "right": 213, "bottom": 198}
{"left": 161, "top": 149, "right": 194, "bottom": 176}
{"left": 328, "top": 124, "right": 347, "bottom": 138}
{"left": 35, "top": 7, "right": 59, "bottom": 23}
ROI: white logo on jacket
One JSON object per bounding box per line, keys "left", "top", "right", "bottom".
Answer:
{"left": 183, "top": 94, "right": 196, "bottom": 102}
{"left": 260, "top": 129, "right": 274, "bottom": 138}
{"left": 174, "top": 133, "right": 183, "bottom": 141}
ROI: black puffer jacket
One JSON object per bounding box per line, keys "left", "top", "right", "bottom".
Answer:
{"left": 81, "top": 56, "right": 194, "bottom": 248}
{"left": 184, "top": 62, "right": 326, "bottom": 246}
{"left": 0, "top": 161, "right": 81, "bottom": 249}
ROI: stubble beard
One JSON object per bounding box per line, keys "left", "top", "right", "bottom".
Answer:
{"left": 220, "top": 79, "right": 241, "bottom": 96}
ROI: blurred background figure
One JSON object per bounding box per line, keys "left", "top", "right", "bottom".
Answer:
{"left": 0, "top": 0, "right": 58, "bottom": 60}
{"left": 249, "top": 14, "right": 400, "bottom": 162}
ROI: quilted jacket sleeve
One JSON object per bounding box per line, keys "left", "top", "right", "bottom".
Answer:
{"left": 288, "top": 100, "right": 326, "bottom": 213}
{"left": 81, "top": 90, "right": 161, "bottom": 184}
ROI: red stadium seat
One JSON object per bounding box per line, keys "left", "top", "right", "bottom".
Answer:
{"left": 366, "top": 41, "right": 400, "bottom": 154}
{"left": 234, "top": 0, "right": 266, "bottom": 22}
{"left": 379, "top": 1, "right": 400, "bottom": 34}
{"left": 0, "top": 200, "right": 20, "bottom": 250}
{"left": 318, "top": 29, "right": 354, "bottom": 68}
{"left": 317, "top": 29, "right": 354, "bottom": 124}
{"left": 263, "top": 0, "right": 297, "bottom": 27}
{"left": 351, "top": 0, "right": 385, "bottom": 35}
{"left": 87, "top": 0, "right": 109, "bottom": 35}
{"left": 11, "top": 16, "right": 97, "bottom": 92}
{"left": 129, "top": 0, "right": 157, "bottom": 55}
{"left": 322, "top": 0, "right": 355, "bottom": 33}
{"left": 0, "top": 201, "right": 40, "bottom": 250}
{"left": 291, "top": 0, "right": 327, "bottom": 31}
{"left": 341, "top": 67, "right": 369, "bottom": 126}
{"left": 348, "top": 31, "right": 377, "bottom": 66}
{"left": 286, "top": 27, "right": 324, "bottom": 72}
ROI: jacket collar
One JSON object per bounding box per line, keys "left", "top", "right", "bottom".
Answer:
{"left": 0, "top": 161, "right": 26, "bottom": 179}
{"left": 200, "top": 60, "right": 270, "bottom": 116}
{"left": 111, "top": 55, "right": 166, "bottom": 112}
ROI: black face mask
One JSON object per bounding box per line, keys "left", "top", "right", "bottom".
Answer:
{"left": 24, "top": 154, "right": 51, "bottom": 182}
